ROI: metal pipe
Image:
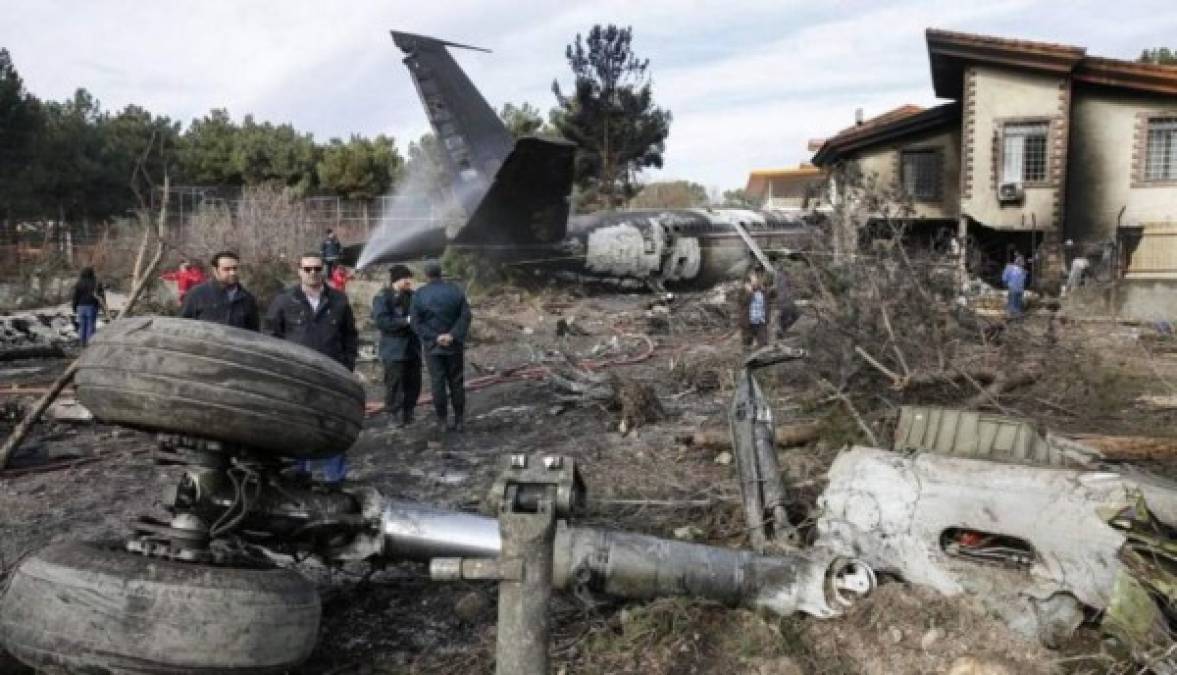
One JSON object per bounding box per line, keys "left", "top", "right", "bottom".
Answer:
{"left": 379, "top": 499, "right": 874, "bottom": 617}
{"left": 552, "top": 523, "right": 872, "bottom": 618}
{"left": 380, "top": 500, "right": 501, "bottom": 561}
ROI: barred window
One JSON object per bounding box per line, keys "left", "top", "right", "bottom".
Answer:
{"left": 900, "top": 150, "right": 940, "bottom": 200}
{"left": 1145, "top": 117, "right": 1177, "bottom": 181}
{"left": 1002, "top": 122, "right": 1049, "bottom": 184}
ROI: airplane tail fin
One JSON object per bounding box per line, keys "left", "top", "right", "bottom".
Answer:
{"left": 392, "top": 31, "right": 575, "bottom": 252}
{"left": 456, "top": 137, "right": 575, "bottom": 248}
{"left": 391, "top": 31, "right": 513, "bottom": 214}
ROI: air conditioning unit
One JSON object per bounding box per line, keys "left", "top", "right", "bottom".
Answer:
{"left": 997, "top": 182, "right": 1024, "bottom": 203}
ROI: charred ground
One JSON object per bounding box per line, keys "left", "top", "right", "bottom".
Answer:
{"left": 2, "top": 280, "right": 1176, "bottom": 674}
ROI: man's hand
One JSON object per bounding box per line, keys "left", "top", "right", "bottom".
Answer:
{"left": 437, "top": 333, "right": 453, "bottom": 347}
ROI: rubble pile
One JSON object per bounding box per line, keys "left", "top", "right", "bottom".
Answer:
{"left": 0, "top": 309, "right": 77, "bottom": 358}
{"left": 3, "top": 275, "right": 1177, "bottom": 674}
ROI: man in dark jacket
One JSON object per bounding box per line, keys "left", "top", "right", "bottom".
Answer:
{"left": 410, "top": 260, "right": 472, "bottom": 432}
{"left": 321, "top": 229, "right": 342, "bottom": 279}
{"left": 180, "top": 251, "right": 260, "bottom": 331}
{"left": 372, "top": 264, "right": 422, "bottom": 428}
{"left": 266, "top": 253, "right": 359, "bottom": 483}
{"left": 774, "top": 269, "right": 800, "bottom": 339}
{"left": 265, "top": 253, "right": 359, "bottom": 370}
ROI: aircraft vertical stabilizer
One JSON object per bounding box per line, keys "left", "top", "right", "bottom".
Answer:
{"left": 392, "top": 30, "right": 575, "bottom": 251}
{"left": 391, "top": 31, "right": 513, "bottom": 213}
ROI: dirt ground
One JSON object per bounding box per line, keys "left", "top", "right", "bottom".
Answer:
{"left": 2, "top": 285, "right": 1175, "bottom": 674}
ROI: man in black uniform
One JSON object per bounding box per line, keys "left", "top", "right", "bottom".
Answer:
{"left": 372, "top": 264, "right": 422, "bottom": 428}
{"left": 266, "top": 252, "right": 359, "bottom": 482}
{"left": 410, "top": 260, "right": 471, "bottom": 432}
{"left": 321, "top": 229, "right": 342, "bottom": 279}
{"left": 180, "top": 250, "right": 260, "bottom": 331}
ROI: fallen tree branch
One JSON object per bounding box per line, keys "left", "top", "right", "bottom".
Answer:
{"left": 956, "top": 366, "right": 1016, "bottom": 416}
{"left": 854, "top": 346, "right": 903, "bottom": 387}
{"left": 1065, "top": 434, "right": 1177, "bottom": 462}
{"left": 817, "top": 378, "right": 879, "bottom": 447}
{"left": 964, "top": 362, "right": 1042, "bottom": 409}
{"left": 0, "top": 362, "right": 78, "bottom": 469}
{"left": 0, "top": 175, "right": 170, "bottom": 470}
{"left": 685, "top": 422, "right": 821, "bottom": 450}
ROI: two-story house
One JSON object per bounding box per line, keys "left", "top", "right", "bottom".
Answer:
{"left": 813, "top": 29, "right": 1177, "bottom": 312}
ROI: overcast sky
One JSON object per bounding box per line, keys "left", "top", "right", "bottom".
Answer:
{"left": 3, "top": 0, "right": 1175, "bottom": 191}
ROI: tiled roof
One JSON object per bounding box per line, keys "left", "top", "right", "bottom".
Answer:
{"left": 811, "top": 103, "right": 961, "bottom": 166}
{"left": 833, "top": 105, "right": 925, "bottom": 142}
{"left": 926, "top": 28, "right": 1177, "bottom": 97}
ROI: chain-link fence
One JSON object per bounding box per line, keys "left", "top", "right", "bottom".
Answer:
{"left": 0, "top": 187, "right": 444, "bottom": 284}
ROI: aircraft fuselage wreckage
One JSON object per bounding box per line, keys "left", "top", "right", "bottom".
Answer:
{"left": 363, "top": 31, "right": 819, "bottom": 287}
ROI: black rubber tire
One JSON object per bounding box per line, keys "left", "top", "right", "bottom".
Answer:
{"left": 0, "top": 541, "right": 321, "bottom": 674}
{"left": 75, "top": 316, "right": 364, "bottom": 459}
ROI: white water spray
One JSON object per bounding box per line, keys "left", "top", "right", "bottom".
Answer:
{"left": 355, "top": 164, "right": 454, "bottom": 271}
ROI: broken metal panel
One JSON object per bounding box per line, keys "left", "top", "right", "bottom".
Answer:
{"left": 659, "top": 236, "right": 702, "bottom": 282}
{"left": 894, "top": 405, "right": 1097, "bottom": 467}
{"left": 816, "top": 446, "right": 1141, "bottom": 609}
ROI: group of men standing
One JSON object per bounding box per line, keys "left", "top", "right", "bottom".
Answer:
{"left": 178, "top": 242, "right": 471, "bottom": 482}
{"left": 371, "top": 261, "right": 471, "bottom": 432}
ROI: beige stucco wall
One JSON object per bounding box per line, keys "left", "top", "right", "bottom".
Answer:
{"left": 846, "top": 126, "right": 962, "bottom": 220}
{"left": 1067, "top": 89, "right": 1177, "bottom": 243}
{"left": 961, "top": 65, "right": 1068, "bottom": 231}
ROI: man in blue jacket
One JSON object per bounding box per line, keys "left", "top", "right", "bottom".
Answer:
{"left": 373, "top": 264, "right": 422, "bottom": 428}
{"left": 410, "top": 260, "right": 472, "bottom": 432}
{"left": 1002, "top": 254, "right": 1028, "bottom": 318}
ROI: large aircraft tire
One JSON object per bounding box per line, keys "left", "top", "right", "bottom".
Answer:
{"left": 0, "top": 541, "right": 321, "bottom": 674}
{"left": 75, "top": 316, "right": 364, "bottom": 458}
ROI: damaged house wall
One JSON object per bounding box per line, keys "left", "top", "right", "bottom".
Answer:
{"left": 814, "top": 29, "right": 1177, "bottom": 298}
{"left": 1068, "top": 91, "right": 1177, "bottom": 275}
{"left": 960, "top": 65, "right": 1070, "bottom": 239}
{"left": 851, "top": 126, "right": 963, "bottom": 221}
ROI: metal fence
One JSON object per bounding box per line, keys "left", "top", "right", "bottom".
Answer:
{"left": 0, "top": 189, "right": 446, "bottom": 278}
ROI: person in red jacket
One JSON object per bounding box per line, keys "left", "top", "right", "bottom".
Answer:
{"left": 329, "top": 264, "right": 352, "bottom": 292}
{"left": 161, "top": 260, "right": 207, "bottom": 303}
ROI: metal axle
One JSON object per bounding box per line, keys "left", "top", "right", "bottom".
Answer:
{"left": 390, "top": 500, "right": 873, "bottom": 617}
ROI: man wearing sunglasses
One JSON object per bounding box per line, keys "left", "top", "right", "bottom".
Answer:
{"left": 265, "top": 252, "right": 359, "bottom": 483}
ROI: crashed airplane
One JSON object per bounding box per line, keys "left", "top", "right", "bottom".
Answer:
{"left": 361, "top": 31, "right": 818, "bottom": 287}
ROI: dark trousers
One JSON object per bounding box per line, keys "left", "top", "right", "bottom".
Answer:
{"left": 383, "top": 358, "right": 422, "bottom": 420}
{"left": 742, "top": 323, "right": 769, "bottom": 348}
{"left": 426, "top": 352, "right": 465, "bottom": 421}
{"left": 777, "top": 301, "right": 800, "bottom": 338}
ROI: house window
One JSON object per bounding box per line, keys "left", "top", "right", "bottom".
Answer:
{"left": 1145, "top": 117, "right": 1177, "bottom": 181}
{"left": 900, "top": 150, "right": 940, "bottom": 200}
{"left": 1001, "top": 122, "right": 1049, "bottom": 184}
